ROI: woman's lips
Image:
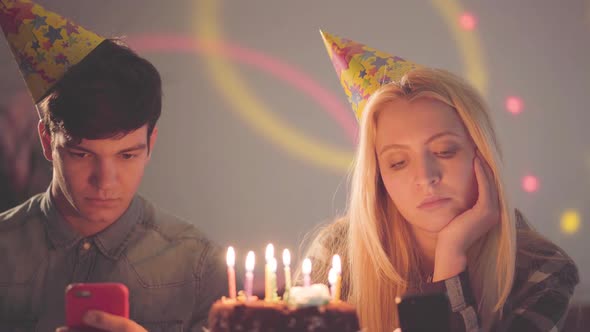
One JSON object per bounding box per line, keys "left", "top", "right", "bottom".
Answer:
{"left": 417, "top": 197, "right": 451, "bottom": 210}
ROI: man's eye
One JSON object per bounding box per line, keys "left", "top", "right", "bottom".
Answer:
{"left": 69, "top": 152, "right": 89, "bottom": 158}
{"left": 121, "top": 153, "right": 136, "bottom": 160}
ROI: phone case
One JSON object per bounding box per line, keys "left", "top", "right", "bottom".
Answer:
{"left": 65, "top": 282, "right": 129, "bottom": 329}
{"left": 397, "top": 293, "right": 451, "bottom": 332}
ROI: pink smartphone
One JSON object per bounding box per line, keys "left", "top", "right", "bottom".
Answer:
{"left": 65, "top": 282, "right": 129, "bottom": 330}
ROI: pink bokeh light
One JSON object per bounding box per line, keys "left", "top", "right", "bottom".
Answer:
{"left": 459, "top": 12, "right": 477, "bottom": 31}
{"left": 506, "top": 96, "right": 524, "bottom": 114}
{"left": 522, "top": 175, "right": 540, "bottom": 193}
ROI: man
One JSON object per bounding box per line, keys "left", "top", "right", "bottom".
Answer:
{"left": 0, "top": 1, "right": 229, "bottom": 331}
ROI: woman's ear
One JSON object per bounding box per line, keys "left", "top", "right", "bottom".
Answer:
{"left": 37, "top": 121, "right": 53, "bottom": 161}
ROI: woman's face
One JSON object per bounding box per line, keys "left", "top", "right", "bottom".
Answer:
{"left": 375, "top": 98, "right": 478, "bottom": 235}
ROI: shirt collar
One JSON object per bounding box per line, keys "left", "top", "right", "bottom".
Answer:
{"left": 94, "top": 195, "right": 143, "bottom": 259}
{"left": 41, "top": 186, "right": 81, "bottom": 250}
{"left": 41, "top": 186, "right": 143, "bottom": 260}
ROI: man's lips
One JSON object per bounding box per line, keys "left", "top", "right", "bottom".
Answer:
{"left": 85, "top": 197, "right": 120, "bottom": 206}
{"left": 86, "top": 197, "right": 119, "bottom": 201}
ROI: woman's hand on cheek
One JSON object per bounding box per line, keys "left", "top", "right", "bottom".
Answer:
{"left": 432, "top": 150, "right": 500, "bottom": 281}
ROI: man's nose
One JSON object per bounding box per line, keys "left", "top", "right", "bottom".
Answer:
{"left": 91, "top": 159, "right": 118, "bottom": 191}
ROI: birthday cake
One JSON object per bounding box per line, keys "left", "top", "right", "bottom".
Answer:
{"left": 207, "top": 284, "right": 360, "bottom": 332}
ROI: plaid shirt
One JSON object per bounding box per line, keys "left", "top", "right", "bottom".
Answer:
{"left": 304, "top": 211, "right": 579, "bottom": 332}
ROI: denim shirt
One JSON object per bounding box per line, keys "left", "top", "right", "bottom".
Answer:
{"left": 0, "top": 189, "right": 232, "bottom": 332}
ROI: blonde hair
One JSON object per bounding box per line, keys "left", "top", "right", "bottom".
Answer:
{"left": 299, "top": 68, "right": 518, "bottom": 331}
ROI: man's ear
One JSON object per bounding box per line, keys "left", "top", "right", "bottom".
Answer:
{"left": 37, "top": 121, "right": 53, "bottom": 161}
{"left": 147, "top": 127, "right": 158, "bottom": 159}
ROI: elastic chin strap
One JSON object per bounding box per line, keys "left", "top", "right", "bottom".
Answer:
{"left": 35, "top": 105, "right": 42, "bottom": 119}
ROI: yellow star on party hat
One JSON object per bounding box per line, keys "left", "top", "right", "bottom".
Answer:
{"left": 0, "top": 0, "right": 105, "bottom": 103}
{"left": 320, "top": 30, "right": 422, "bottom": 121}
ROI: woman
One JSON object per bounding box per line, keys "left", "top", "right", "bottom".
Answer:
{"left": 296, "top": 32, "right": 578, "bottom": 332}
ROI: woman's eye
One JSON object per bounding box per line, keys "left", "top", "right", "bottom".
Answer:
{"left": 435, "top": 150, "right": 456, "bottom": 158}
{"left": 390, "top": 160, "right": 406, "bottom": 169}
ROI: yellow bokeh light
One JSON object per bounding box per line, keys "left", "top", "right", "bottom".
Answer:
{"left": 560, "top": 210, "right": 581, "bottom": 234}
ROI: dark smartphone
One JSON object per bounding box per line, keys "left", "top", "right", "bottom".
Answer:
{"left": 65, "top": 282, "right": 129, "bottom": 330}
{"left": 397, "top": 293, "right": 451, "bottom": 332}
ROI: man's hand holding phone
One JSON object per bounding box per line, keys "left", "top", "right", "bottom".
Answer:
{"left": 56, "top": 310, "right": 147, "bottom": 332}
{"left": 56, "top": 283, "right": 147, "bottom": 332}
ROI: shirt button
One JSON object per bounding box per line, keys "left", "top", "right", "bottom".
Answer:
{"left": 82, "top": 241, "right": 91, "bottom": 250}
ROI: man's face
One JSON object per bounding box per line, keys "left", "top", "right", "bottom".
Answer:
{"left": 41, "top": 124, "right": 156, "bottom": 227}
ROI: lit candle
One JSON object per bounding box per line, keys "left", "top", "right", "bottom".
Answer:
{"left": 245, "top": 251, "right": 255, "bottom": 301}
{"left": 302, "top": 258, "right": 312, "bottom": 287}
{"left": 331, "top": 254, "right": 342, "bottom": 301}
{"left": 226, "top": 246, "right": 236, "bottom": 299}
{"left": 328, "top": 267, "right": 337, "bottom": 301}
{"left": 270, "top": 257, "right": 278, "bottom": 301}
{"left": 282, "top": 249, "right": 291, "bottom": 298}
{"left": 265, "top": 243, "right": 274, "bottom": 301}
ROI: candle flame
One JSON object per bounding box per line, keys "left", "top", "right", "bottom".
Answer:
{"left": 265, "top": 243, "right": 274, "bottom": 262}
{"left": 283, "top": 249, "right": 291, "bottom": 266}
{"left": 328, "top": 267, "right": 337, "bottom": 285}
{"left": 226, "top": 246, "right": 235, "bottom": 267}
{"left": 246, "top": 251, "right": 255, "bottom": 271}
{"left": 332, "top": 254, "right": 341, "bottom": 274}
{"left": 302, "top": 258, "right": 312, "bottom": 275}
{"left": 270, "top": 257, "right": 277, "bottom": 272}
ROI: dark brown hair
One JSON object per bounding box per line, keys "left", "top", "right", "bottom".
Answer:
{"left": 37, "top": 39, "right": 162, "bottom": 147}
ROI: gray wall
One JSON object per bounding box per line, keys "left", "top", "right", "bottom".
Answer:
{"left": 1, "top": 0, "right": 588, "bottom": 301}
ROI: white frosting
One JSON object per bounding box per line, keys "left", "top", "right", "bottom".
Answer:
{"left": 287, "top": 283, "right": 331, "bottom": 308}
